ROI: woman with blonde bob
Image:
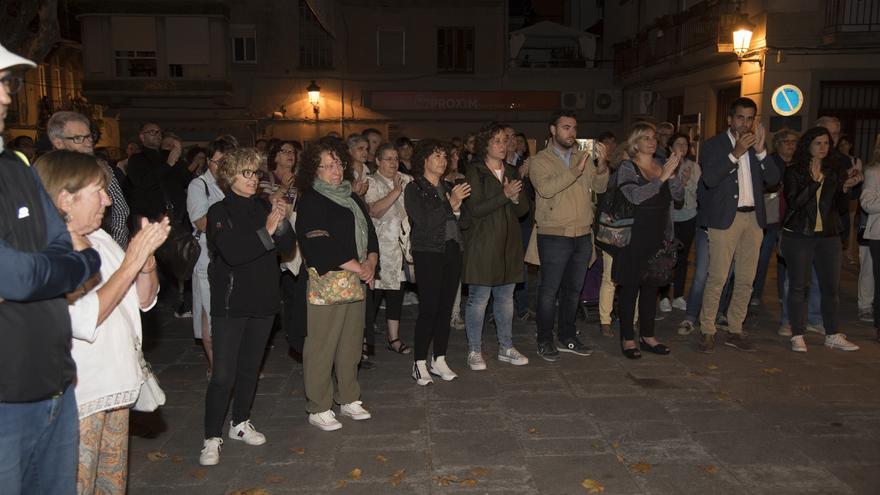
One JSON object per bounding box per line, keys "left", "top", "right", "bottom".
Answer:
{"left": 35, "top": 150, "right": 169, "bottom": 494}
{"left": 200, "top": 147, "right": 295, "bottom": 466}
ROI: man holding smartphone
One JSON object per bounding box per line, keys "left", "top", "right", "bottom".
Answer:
{"left": 697, "top": 97, "right": 780, "bottom": 353}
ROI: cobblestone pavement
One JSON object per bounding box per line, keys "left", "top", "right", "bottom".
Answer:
{"left": 129, "top": 264, "right": 880, "bottom": 494}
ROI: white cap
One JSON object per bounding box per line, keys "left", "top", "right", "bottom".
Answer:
{"left": 0, "top": 43, "right": 37, "bottom": 72}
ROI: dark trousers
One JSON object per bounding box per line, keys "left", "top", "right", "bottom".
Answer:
{"left": 870, "top": 240, "right": 880, "bottom": 325}
{"left": 412, "top": 241, "right": 461, "bottom": 361}
{"left": 204, "top": 315, "right": 273, "bottom": 438}
{"left": 368, "top": 288, "right": 405, "bottom": 324}
{"left": 664, "top": 218, "right": 697, "bottom": 299}
{"left": 535, "top": 234, "right": 592, "bottom": 344}
{"left": 619, "top": 284, "right": 659, "bottom": 341}
{"left": 780, "top": 235, "right": 841, "bottom": 336}
{"left": 753, "top": 222, "right": 781, "bottom": 301}
{"left": 281, "top": 270, "right": 307, "bottom": 353}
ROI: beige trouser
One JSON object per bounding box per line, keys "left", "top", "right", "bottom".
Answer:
{"left": 304, "top": 300, "right": 365, "bottom": 413}
{"left": 599, "top": 251, "right": 637, "bottom": 325}
{"left": 700, "top": 211, "right": 762, "bottom": 335}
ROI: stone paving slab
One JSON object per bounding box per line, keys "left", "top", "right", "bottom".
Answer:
{"left": 129, "top": 262, "right": 880, "bottom": 494}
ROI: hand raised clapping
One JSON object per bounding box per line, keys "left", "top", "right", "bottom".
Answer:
{"left": 447, "top": 182, "right": 472, "bottom": 212}
{"left": 503, "top": 177, "right": 523, "bottom": 201}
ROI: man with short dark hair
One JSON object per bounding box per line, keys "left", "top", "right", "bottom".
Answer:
{"left": 697, "top": 97, "right": 780, "bottom": 353}
{"left": 529, "top": 111, "right": 609, "bottom": 361}
{"left": 126, "top": 122, "right": 190, "bottom": 222}
{"left": 0, "top": 42, "right": 101, "bottom": 495}
{"left": 655, "top": 122, "right": 675, "bottom": 160}
{"left": 48, "top": 110, "right": 132, "bottom": 248}
{"left": 362, "top": 128, "right": 383, "bottom": 163}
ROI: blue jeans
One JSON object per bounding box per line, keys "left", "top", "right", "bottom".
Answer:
{"left": 514, "top": 220, "right": 532, "bottom": 316}
{"left": 466, "top": 283, "right": 515, "bottom": 352}
{"left": 685, "top": 228, "right": 734, "bottom": 323}
{"left": 752, "top": 223, "right": 780, "bottom": 302}
{"left": 0, "top": 385, "right": 78, "bottom": 495}
{"left": 780, "top": 264, "right": 822, "bottom": 327}
{"left": 536, "top": 234, "right": 592, "bottom": 343}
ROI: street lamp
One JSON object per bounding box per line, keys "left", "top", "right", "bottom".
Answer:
{"left": 307, "top": 80, "right": 321, "bottom": 120}
{"left": 732, "top": 18, "right": 761, "bottom": 66}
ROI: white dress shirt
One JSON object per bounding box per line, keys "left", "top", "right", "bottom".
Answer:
{"left": 726, "top": 129, "right": 767, "bottom": 208}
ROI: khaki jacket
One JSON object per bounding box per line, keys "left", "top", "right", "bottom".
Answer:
{"left": 529, "top": 146, "right": 609, "bottom": 237}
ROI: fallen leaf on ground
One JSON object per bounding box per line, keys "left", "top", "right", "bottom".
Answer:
{"left": 581, "top": 478, "right": 605, "bottom": 493}
{"left": 629, "top": 462, "right": 652, "bottom": 474}
{"left": 188, "top": 468, "right": 208, "bottom": 480}
{"left": 348, "top": 468, "right": 362, "bottom": 480}
{"left": 389, "top": 468, "right": 406, "bottom": 486}
{"left": 433, "top": 475, "right": 459, "bottom": 486}
{"left": 375, "top": 454, "right": 388, "bottom": 463}
{"left": 703, "top": 465, "right": 719, "bottom": 473}
{"left": 146, "top": 451, "right": 168, "bottom": 462}
{"left": 171, "top": 455, "right": 184, "bottom": 464}
{"left": 527, "top": 427, "right": 538, "bottom": 434}
{"left": 461, "top": 479, "right": 478, "bottom": 486}
{"left": 469, "top": 467, "right": 490, "bottom": 477}
{"left": 334, "top": 480, "right": 346, "bottom": 489}
{"left": 716, "top": 391, "right": 734, "bottom": 402}
{"left": 615, "top": 453, "right": 626, "bottom": 463}
{"left": 761, "top": 367, "right": 783, "bottom": 375}
{"left": 290, "top": 447, "right": 305, "bottom": 455}
{"left": 611, "top": 441, "right": 620, "bottom": 449}
{"left": 267, "top": 475, "right": 284, "bottom": 484}
{"left": 707, "top": 364, "right": 719, "bottom": 370}
{"left": 230, "top": 489, "right": 270, "bottom": 495}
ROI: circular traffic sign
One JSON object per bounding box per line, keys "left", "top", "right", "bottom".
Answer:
{"left": 771, "top": 84, "right": 804, "bottom": 116}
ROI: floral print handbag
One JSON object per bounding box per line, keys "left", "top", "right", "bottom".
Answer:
{"left": 306, "top": 266, "right": 365, "bottom": 305}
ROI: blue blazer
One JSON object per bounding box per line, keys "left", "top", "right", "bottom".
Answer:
{"left": 697, "top": 131, "right": 781, "bottom": 230}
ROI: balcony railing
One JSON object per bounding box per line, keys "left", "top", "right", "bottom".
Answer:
{"left": 612, "top": 0, "right": 741, "bottom": 80}
{"left": 825, "top": 0, "right": 880, "bottom": 33}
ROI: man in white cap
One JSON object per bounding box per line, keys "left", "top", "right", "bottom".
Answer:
{"left": 0, "top": 43, "right": 101, "bottom": 495}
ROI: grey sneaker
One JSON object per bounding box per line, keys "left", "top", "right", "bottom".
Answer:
{"left": 537, "top": 341, "right": 559, "bottom": 362}
{"left": 858, "top": 309, "right": 873, "bottom": 323}
{"left": 824, "top": 333, "right": 859, "bottom": 351}
{"left": 467, "top": 351, "right": 487, "bottom": 371}
{"left": 498, "top": 347, "right": 529, "bottom": 366}
{"left": 557, "top": 337, "right": 593, "bottom": 356}
{"left": 790, "top": 335, "right": 807, "bottom": 353}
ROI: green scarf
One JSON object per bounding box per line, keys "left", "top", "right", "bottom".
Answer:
{"left": 313, "top": 178, "right": 368, "bottom": 261}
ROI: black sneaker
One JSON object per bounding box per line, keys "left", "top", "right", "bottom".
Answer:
{"left": 557, "top": 337, "right": 593, "bottom": 356}
{"left": 537, "top": 341, "right": 559, "bottom": 362}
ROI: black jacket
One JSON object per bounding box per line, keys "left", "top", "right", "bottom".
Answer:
{"left": 127, "top": 148, "right": 191, "bottom": 222}
{"left": 782, "top": 162, "right": 849, "bottom": 238}
{"left": 207, "top": 193, "right": 295, "bottom": 318}
{"left": 404, "top": 175, "right": 460, "bottom": 253}
{"left": 295, "top": 188, "right": 378, "bottom": 276}
{"left": 0, "top": 151, "right": 101, "bottom": 402}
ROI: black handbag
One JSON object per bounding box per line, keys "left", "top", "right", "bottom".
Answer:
{"left": 641, "top": 239, "right": 680, "bottom": 287}
{"left": 155, "top": 223, "right": 200, "bottom": 281}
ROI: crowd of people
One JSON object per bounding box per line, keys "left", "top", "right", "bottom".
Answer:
{"left": 2, "top": 42, "right": 880, "bottom": 493}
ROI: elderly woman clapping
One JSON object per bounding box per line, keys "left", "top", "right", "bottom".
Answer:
{"left": 35, "top": 150, "right": 169, "bottom": 494}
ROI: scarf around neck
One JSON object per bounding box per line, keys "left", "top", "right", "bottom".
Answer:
{"left": 313, "top": 178, "right": 368, "bottom": 261}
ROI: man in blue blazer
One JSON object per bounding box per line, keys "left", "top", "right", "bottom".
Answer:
{"left": 698, "top": 97, "right": 781, "bottom": 353}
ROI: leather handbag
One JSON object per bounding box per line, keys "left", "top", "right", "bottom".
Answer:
{"left": 306, "top": 267, "right": 365, "bottom": 305}
{"left": 132, "top": 343, "right": 166, "bottom": 412}
{"left": 155, "top": 223, "right": 200, "bottom": 281}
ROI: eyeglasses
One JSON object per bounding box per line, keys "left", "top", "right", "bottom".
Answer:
{"left": 240, "top": 169, "right": 264, "bottom": 179}
{"left": 1, "top": 75, "right": 23, "bottom": 95}
{"left": 141, "top": 129, "right": 162, "bottom": 136}
{"left": 62, "top": 134, "right": 94, "bottom": 144}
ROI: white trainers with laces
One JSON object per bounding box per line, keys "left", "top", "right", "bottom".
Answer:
{"left": 790, "top": 335, "right": 807, "bottom": 353}
{"left": 429, "top": 355, "right": 458, "bottom": 381}
{"left": 199, "top": 437, "right": 223, "bottom": 466}
{"left": 671, "top": 297, "right": 687, "bottom": 311}
{"left": 658, "top": 298, "right": 672, "bottom": 313}
{"left": 467, "top": 351, "right": 487, "bottom": 371}
{"left": 339, "top": 401, "right": 372, "bottom": 420}
{"left": 309, "top": 410, "right": 343, "bottom": 431}
{"left": 228, "top": 420, "right": 266, "bottom": 445}
{"left": 498, "top": 347, "right": 529, "bottom": 366}
{"left": 412, "top": 360, "right": 433, "bottom": 386}
{"left": 824, "top": 333, "right": 859, "bottom": 351}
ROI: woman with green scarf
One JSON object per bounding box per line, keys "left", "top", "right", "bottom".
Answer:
{"left": 295, "top": 137, "right": 379, "bottom": 432}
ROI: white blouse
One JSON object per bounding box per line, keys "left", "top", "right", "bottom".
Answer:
{"left": 68, "top": 229, "right": 158, "bottom": 419}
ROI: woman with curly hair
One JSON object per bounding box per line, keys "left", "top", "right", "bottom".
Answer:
{"left": 295, "top": 137, "right": 379, "bottom": 431}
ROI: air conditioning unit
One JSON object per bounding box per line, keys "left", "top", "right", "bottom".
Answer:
{"left": 593, "top": 89, "right": 622, "bottom": 117}
{"left": 561, "top": 91, "right": 587, "bottom": 110}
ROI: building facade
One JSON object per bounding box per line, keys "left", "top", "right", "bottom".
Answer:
{"left": 72, "top": 0, "right": 620, "bottom": 149}
{"left": 605, "top": 0, "right": 880, "bottom": 163}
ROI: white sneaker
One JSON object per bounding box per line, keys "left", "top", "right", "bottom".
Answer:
{"left": 199, "top": 437, "right": 223, "bottom": 466}
{"left": 228, "top": 420, "right": 266, "bottom": 445}
{"left": 309, "top": 410, "right": 343, "bottom": 431}
{"left": 467, "top": 351, "right": 487, "bottom": 371}
{"left": 412, "top": 360, "right": 433, "bottom": 386}
{"left": 671, "top": 297, "right": 687, "bottom": 311}
{"left": 339, "top": 401, "right": 371, "bottom": 420}
{"left": 429, "top": 356, "right": 458, "bottom": 381}
{"left": 498, "top": 347, "right": 529, "bottom": 366}
{"left": 778, "top": 324, "right": 792, "bottom": 337}
{"left": 658, "top": 298, "right": 672, "bottom": 313}
{"left": 790, "top": 335, "right": 807, "bottom": 353}
{"left": 824, "top": 333, "right": 860, "bottom": 351}
{"left": 806, "top": 323, "right": 826, "bottom": 335}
